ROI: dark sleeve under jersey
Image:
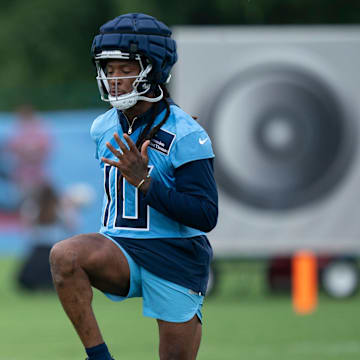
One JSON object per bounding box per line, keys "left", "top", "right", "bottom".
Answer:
{"left": 143, "top": 158, "right": 218, "bottom": 232}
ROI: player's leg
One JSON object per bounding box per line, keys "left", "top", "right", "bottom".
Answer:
{"left": 140, "top": 268, "right": 204, "bottom": 359}
{"left": 49, "top": 233, "right": 130, "bottom": 348}
{"left": 157, "top": 315, "right": 202, "bottom": 360}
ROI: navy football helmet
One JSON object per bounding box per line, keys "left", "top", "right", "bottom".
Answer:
{"left": 91, "top": 13, "right": 177, "bottom": 110}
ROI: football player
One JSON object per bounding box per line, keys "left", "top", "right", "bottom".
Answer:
{"left": 50, "top": 13, "right": 218, "bottom": 360}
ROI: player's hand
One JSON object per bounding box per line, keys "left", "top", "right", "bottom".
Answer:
{"left": 101, "top": 133, "right": 150, "bottom": 188}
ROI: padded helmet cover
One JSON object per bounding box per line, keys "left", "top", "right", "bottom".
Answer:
{"left": 91, "top": 13, "right": 177, "bottom": 84}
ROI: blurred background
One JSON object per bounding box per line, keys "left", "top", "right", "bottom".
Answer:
{"left": 1, "top": 1, "right": 360, "bottom": 359}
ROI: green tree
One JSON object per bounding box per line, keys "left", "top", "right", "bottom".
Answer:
{"left": 0, "top": 0, "right": 359, "bottom": 110}
{"left": 0, "top": 0, "right": 111, "bottom": 110}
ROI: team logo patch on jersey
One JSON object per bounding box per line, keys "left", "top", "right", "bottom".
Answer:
{"left": 149, "top": 129, "right": 176, "bottom": 155}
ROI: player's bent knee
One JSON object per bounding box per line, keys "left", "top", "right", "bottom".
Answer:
{"left": 49, "top": 240, "right": 81, "bottom": 284}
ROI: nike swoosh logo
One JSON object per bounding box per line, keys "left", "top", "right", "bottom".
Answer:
{"left": 199, "top": 137, "right": 209, "bottom": 145}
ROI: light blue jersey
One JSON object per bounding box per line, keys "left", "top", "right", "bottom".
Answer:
{"left": 90, "top": 104, "right": 215, "bottom": 239}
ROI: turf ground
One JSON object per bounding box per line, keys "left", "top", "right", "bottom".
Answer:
{"left": 1, "top": 257, "right": 359, "bottom": 360}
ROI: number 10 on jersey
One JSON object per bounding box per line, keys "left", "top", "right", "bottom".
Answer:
{"left": 102, "top": 164, "right": 153, "bottom": 230}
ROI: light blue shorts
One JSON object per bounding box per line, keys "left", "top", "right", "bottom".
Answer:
{"left": 103, "top": 236, "right": 204, "bottom": 323}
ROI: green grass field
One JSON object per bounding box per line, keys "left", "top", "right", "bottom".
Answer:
{"left": 1, "top": 257, "right": 359, "bottom": 360}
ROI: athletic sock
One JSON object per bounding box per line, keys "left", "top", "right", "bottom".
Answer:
{"left": 85, "top": 342, "right": 113, "bottom": 360}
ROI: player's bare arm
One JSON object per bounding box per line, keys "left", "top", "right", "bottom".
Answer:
{"left": 101, "top": 133, "right": 151, "bottom": 192}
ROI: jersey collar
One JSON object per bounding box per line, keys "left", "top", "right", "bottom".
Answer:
{"left": 117, "top": 99, "right": 173, "bottom": 135}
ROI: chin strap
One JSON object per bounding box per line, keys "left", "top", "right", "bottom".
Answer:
{"left": 109, "top": 85, "right": 164, "bottom": 110}
{"left": 138, "top": 85, "right": 164, "bottom": 103}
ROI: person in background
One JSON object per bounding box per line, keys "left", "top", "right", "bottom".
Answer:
{"left": 17, "top": 182, "right": 95, "bottom": 291}
{"left": 50, "top": 13, "right": 218, "bottom": 360}
{"left": 5, "top": 104, "right": 53, "bottom": 287}
{"left": 0, "top": 103, "right": 50, "bottom": 218}
{"left": 8, "top": 103, "right": 51, "bottom": 194}
{"left": 17, "top": 183, "right": 62, "bottom": 290}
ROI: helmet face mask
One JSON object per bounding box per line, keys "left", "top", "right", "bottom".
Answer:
{"left": 91, "top": 13, "right": 177, "bottom": 110}
{"left": 95, "top": 50, "right": 156, "bottom": 110}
